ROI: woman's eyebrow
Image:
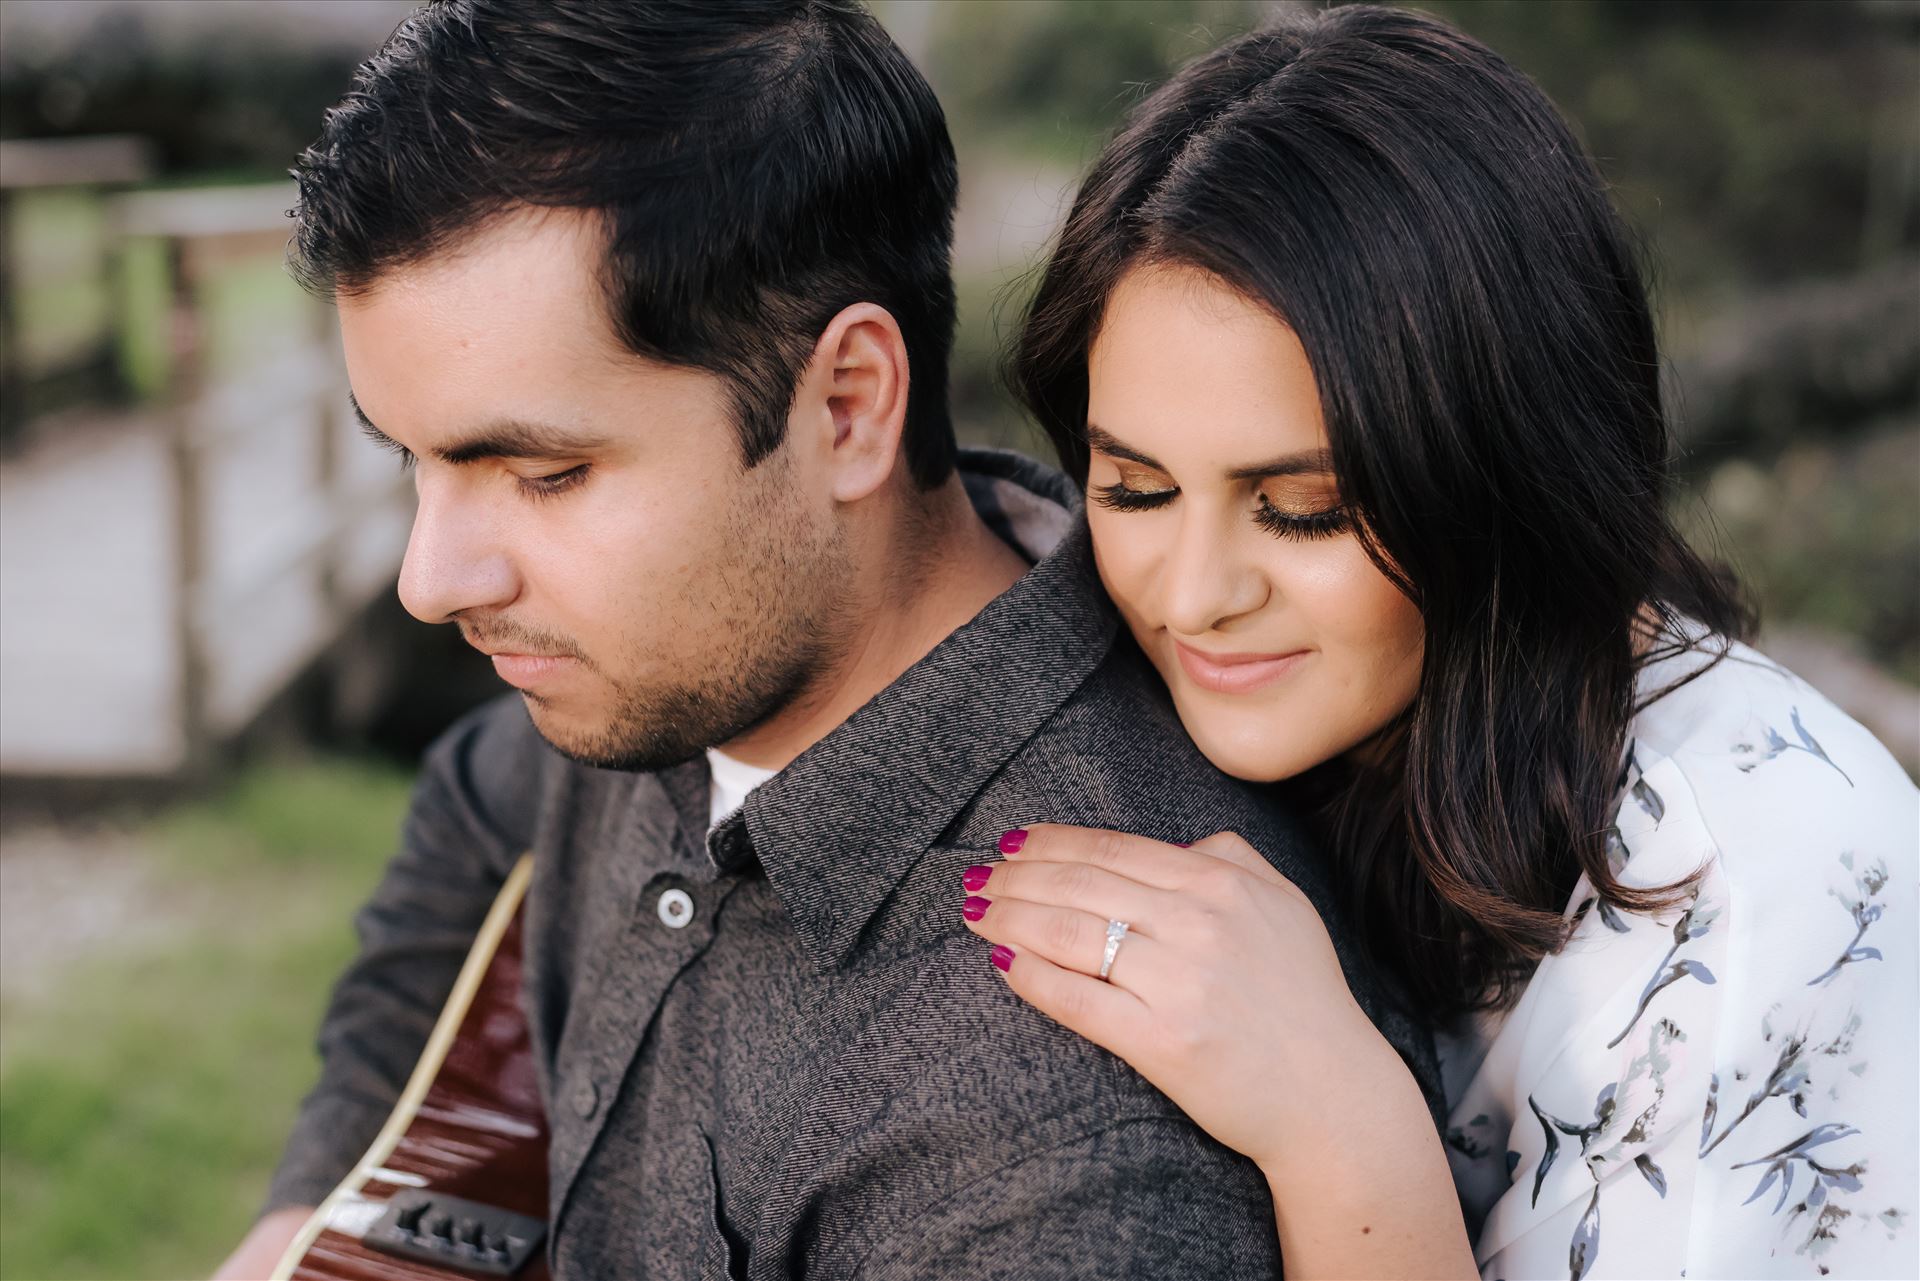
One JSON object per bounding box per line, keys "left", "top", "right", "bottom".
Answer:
{"left": 1084, "top": 423, "right": 1166, "bottom": 470}
{"left": 1225, "top": 448, "right": 1336, "bottom": 480}
{"left": 1086, "top": 422, "right": 1334, "bottom": 480}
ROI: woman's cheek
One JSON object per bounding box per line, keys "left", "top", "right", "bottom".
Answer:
{"left": 1090, "top": 511, "right": 1162, "bottom": 624}
{"left": 1269, "top": 539, "right": 1424, "bottom": 740}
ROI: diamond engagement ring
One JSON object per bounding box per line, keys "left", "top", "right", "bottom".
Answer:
{"left": 1098, "top": 918, "right": 1130, "bottom": 981}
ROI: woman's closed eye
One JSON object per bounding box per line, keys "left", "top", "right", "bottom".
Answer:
{"left": 1090, "top": 477, "right": 1177, "bottom": 511}
{"left": 1253, "top": 493, "right": 1351, "bottom": 541}
{"left": 1090, "top": 476, "right": 1351, "bottom": 542}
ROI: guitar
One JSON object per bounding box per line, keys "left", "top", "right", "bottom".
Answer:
{"left": 271, "top": 854, "right": 551, "bottom": 1280}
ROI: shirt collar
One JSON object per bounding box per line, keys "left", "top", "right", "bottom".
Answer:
{"left": 707, "top": 447, "right": 1119, "bottom": 973}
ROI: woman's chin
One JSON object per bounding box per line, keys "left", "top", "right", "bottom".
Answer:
{"left": 1173, "top": 696, "right": 1330, "bottom": 785}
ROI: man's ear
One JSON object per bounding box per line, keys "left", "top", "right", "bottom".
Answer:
{"left": 793, "top": 302, "right": 910, "bottom": 504}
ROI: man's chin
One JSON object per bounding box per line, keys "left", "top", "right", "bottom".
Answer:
{"left": 512, "top": 698, "right": 655, "bottom": 772}
{"left": 533, "top": 723, "right": 698, "bottom": 774}
{"left": 510, "top": 647, "right": 818, "bottom": 774}
{"left": 517, "top": 693, "right": 721, "bottom": 774}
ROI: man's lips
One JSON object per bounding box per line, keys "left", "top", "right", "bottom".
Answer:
{"left": 465, "top": 637, "right": 578, "bottom": 689}
{"left": 1171, "top": 639, "right": 1309, "bottom": 695}
{"left": 487, "top": 653, "right": 577, "bottom": 689}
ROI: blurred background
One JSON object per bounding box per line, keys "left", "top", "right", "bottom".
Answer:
{"left": 0, "top": 0, "right": 1914, "bottom": 1275}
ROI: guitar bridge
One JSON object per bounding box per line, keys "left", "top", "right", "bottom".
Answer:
{"left": 364, "top": 1190, "right": 547, "bottom": 1276}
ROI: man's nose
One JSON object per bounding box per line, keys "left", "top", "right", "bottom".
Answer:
{"left": 396, "top": 486, "right": 517, "bottom": 625}
{"left": 1159, "top": 509, "right": 1270, "bottom": 637}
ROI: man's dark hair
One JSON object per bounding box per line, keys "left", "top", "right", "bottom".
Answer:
{"left": 291, "top": 0, "right": 959, "bottom": 488}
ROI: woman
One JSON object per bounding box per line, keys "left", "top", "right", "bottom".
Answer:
{"left": 958, "top": 7, "right": 1918, "bottom": 1279}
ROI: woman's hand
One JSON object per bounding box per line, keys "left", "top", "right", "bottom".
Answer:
{"left": 962, "top": 824, "right": 1478, "bottom": 1280}
{"left": 960, "top": 824, "right": 1383, "bottom": 1170}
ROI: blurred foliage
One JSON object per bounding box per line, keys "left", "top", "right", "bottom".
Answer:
{"left": 1684, "top": 422, "right": 1920, "bottom": 684}
{"left": 1415, "top": 0, "right": 1919, "bottom": 295}
{"left": 921, "top": 0, "right": 1919, "bottom": 290}
{"left": 919, "top": 0, "right": 1273, "bottom": 163}
{"left": 0, "top": 10, "right": 378, "bottom": 180}
{"left": 1669, "top": 256, "right": 1920, "bottom": 464}
{"left": 0, "top": 759, "right": 413, "bottom": 1279}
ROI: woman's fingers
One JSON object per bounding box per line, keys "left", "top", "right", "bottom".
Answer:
{"left": 990, "top": 940, "right": 1155, "bottom": 1059}
{"left": 1001, "top": 823, "right": 1299, "bottom": 896}
{"left": 968, "top": 856, "right": 1170, "bottom": 926}
{"left": 963, "top": 894, "right": 1171, "bottom": 995}
{"left": 1001, "top": 823, "right": 1215, "bottom": 889}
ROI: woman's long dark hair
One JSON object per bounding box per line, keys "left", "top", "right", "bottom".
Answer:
{"left": 1011, "top": 4, "right": 1754, "bottom": 1018}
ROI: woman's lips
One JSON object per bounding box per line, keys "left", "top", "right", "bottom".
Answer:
{"left": 1171, "top": 639, "right": 1309, "bottom": 694}
{"left": 490, "top": 653, "right": 577, "bottom": 689}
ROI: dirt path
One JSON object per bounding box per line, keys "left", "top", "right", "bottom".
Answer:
{"left": 0, "top": 822, "right": 178, "bottom": 1017}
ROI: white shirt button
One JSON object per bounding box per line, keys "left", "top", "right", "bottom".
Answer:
{"left": 657, "top": 887, "right": 694, "bottom": 929}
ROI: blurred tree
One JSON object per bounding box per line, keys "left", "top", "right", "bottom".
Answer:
{"left": 921, "top": 0, "right": 1273, "bottom": 162}
{"left": 1417, "top": 0, "right": 1919, "bottom": 293}
{"left": 0, "top": 1, "right": 407, "bottom": 180}
{"left": 920, "top": 0, "right": 1917, "bottom": 287}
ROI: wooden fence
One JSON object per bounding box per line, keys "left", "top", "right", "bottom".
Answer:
{"left": 0, "top": 169, "right": 413, "bottom": 778}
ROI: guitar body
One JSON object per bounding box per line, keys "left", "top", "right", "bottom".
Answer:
{"left": 273, "top": 855, "right": 551, "bottom": 1281}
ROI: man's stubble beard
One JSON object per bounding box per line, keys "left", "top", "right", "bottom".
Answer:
{"left": 530, "top": 460, "right": 854, "bottom": 773}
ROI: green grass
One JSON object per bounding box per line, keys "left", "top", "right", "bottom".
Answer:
{"left": 113, "top": 238, "right": 173, "bottom": 402}
{"left": 0, "top": 757, "right": 414, "bottom": 1281}
{"left": 5, "top": 190, "right": 113, "bottom": 374}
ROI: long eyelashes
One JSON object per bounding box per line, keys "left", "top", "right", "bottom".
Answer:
{"left": 1090, "top": 481, "right": 1351, "bottom": 543}
{"left": 1090, "top": 481, "right": 1176, "bottom": 512}
{"left": 1252, "top": 498, "right": 1351, "bottom": 541}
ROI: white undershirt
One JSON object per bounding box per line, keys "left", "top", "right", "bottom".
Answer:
{"left": 705, "top": 748, "right": 779, "bottom": 830}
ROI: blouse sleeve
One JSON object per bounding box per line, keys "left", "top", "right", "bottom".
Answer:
{"left": 1462, "top": 673, "right": 1917, "bottom": 1281}
{"left": 1684, "top": 695, "right": 1917, "bottom": 1279}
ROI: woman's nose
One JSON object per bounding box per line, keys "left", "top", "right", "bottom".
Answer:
{"left": 395, "top": 485, "right": 518, "bottom": 625}
{"left": 1159, "top": 511, "right": 1270, "bottom": 637}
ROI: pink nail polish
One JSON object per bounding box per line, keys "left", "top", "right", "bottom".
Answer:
{"left": 962, "top": 864, "right": 992, "bottom": 892}
{"left": 990, "top": 945, "right": 1015, "bottom": 972}
{"left": 963, "top": 895, "right": 991, "bottom": 922}
{"left": 998, "top": 829, "right": 1028, "bottom": 854}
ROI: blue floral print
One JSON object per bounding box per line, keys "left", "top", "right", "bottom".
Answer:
{"left": 1734, "top": 706, "right": 1855, "bottom": 787}
{"left": 1808, "top": 854, "right": 1888, "bottom": 987}
{"left": 1439, "top": 639, "right": 1914, "bottom": 1281}
{"left": 1605, "top": 901, "right": 1718, "bottom": 1050}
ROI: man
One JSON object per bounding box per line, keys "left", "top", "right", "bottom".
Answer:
{"left": 217, "top": 2, "right": 1438, "bottom": 1277}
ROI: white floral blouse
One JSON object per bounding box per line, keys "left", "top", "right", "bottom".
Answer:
{"left": 1440, "top": 636, "right": 1918, "bottom": 1280}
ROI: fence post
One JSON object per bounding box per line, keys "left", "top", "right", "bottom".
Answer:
{"left": 0, "top": 189, "right": 17, "bottom": 440}
{"left": 165, "top": 237, "right": 211, "bottom": 777}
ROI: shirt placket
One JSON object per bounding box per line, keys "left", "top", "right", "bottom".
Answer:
{"left": 547, "top": 780, "right": 732, "bottom": 1248}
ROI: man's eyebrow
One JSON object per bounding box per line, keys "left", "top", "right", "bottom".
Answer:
{"left": 1085, "top": 422, "right": 1335, "bottom": 481}
{"left": 348, "top": 391, "right": 611, "bottom": 465}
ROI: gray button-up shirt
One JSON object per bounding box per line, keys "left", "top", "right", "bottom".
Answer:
{"left": 266, "top": 448, "right": 1440, "bottom": 1279}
